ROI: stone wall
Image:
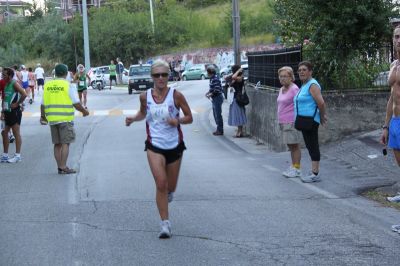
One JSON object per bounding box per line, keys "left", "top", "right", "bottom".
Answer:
{"left": 245, "top": 84, "right": 390, "bottom": 151}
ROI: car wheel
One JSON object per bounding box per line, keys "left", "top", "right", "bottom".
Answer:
{"left": 182, "top": 75, "right": 187, "bottom": 81}
{"left": 91, "top": 81, "right": 95, "bottom": 88}
{"left": 200, "top": 75, "right": 205, "bottom": 80}
{"left": 128, "top": 88, "right": 132, "bottom": 94}
{"left": 96, "top": 83, "right": 101, "bottom": 91}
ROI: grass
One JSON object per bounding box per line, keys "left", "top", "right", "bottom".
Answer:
{"left": 362, "top": 190, "right": 400, "bottom": 211}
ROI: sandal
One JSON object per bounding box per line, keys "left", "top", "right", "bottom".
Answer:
{"left": 58, "top": 167, "right": 77, "bottom": 174}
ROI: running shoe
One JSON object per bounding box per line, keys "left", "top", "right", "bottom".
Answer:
{"left": 29, "top": 99, "right": 33, "bottom": 104}
{"left": 7, "top": 155, "right": 21, "bottom": 163}
{"left": 387, "top": 195, "right": 400, "bottom": 203}
{"left": 159, "top": 220, "right": 171, "bottom": 239}
{"left": 282, "top": 166, "right": 301, "bottom": 178}
{"left": 168, "top": 192, "right": 174, "bottom": 203}
{"left": 391, "top": 224, "right": 400, "bottom": 232}
{"left": 0, "top": 154, "right": 9, "bottom": 163}
{"left": 301, "top": 172, "right": 321, "bottom": 183}
{"left": 9, "top": 134, "right": 15, "bottom": 143}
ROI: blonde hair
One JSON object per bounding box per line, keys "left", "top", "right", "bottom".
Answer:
{"left": 151, "top": 59, "right": 170, "bottom": 74}
{"left": 278, "top": 66, "right": 295, "bottom": 81}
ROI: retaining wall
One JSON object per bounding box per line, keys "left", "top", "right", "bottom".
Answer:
{"left": 245, "top": 84, "right": 390, "bottom": 151}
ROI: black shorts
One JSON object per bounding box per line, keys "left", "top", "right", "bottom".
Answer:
{"left": 37, "top": 78, "right": 44, "bottom": 86}
{"left": 145, "top": 140, "right": 186, "bottom": 164}
{"left": 110, "top": 75, "right": 117, "bottom": 81}
{"left": 4, "top": 108, "right": 22, "bottom": 127}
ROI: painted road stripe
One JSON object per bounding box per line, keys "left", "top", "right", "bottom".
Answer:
{"left": 23, "top": 109, "right": 199, "bottom": 117}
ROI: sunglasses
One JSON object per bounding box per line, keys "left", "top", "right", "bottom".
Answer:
{"left": 151, "top": 73, "right": 169, "bottom": 78}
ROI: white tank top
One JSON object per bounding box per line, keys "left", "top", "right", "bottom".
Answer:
{"left": 21, "top": 70, "right": 29, "bottom": 82}
{"left": 146, "top": 87, "right": 182, "bottom": 149}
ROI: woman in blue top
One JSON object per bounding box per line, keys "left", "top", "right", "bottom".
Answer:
{"left": 295, "top": 61, "right": 327, "bottom": 183}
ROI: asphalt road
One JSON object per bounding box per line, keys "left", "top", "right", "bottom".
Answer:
{"left": 1, "top": 81, "right": 400, "bottom": 266}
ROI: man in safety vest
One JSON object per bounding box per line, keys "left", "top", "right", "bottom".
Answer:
{"left": 40, "top": 64, "right": 89, "bottom": 174}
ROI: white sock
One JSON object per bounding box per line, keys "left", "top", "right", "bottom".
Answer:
{"left": 15, "top": 153, "right": 21, "bottom": 157}
{"left": 2, "top": 153, "right": 8, "bottom": 157}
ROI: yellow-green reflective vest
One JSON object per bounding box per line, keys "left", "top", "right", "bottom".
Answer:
{"left": 43, "top": 79, "right": 74, "bottom": 123}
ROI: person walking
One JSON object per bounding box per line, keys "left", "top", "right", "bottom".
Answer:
{"left": 74, "top": 64, "right": 90, "bottom": 109}
{"left": 109, "top": 60, "right": 117, "bottom": 89}
{"left": 380, "top": 26, "right": 400, "bottom": 233}
{"left": 125, "top": 59, "right": 193, "bottom": 239}
{"left": 0, "top": 67, "right": 27, "bottom": 163}
{"left": 116, "top": 58, "right": 124, "bottom": 85}
{"left": 277, "top": 66, "right": 302, "bottom": 178}
{"left": 40, "top": 64, "right": 89, "bottom": 174}
{"left": 206, "top": 65, "right": 224, "bottom": 135}
{"left": 295, "top": 61, "right": 327, "bottom": 183}
{"left": 20, "top": 65, "right": 30, "bottom": 104}
{"left": 227, "top": 65, "right": 247, "bottom": 137}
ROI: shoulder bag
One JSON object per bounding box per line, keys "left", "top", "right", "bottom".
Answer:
{"left": 236, "top": 86, "right": 249, "bottom": 107}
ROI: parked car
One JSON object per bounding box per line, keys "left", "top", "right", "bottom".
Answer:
{"left": 372, "top": 71, "right": 389, "bottom": 86}
{"left": 128, "top": 64, "right": 153, "bottom": 94}
{"left": 88, "top": 66, "right": 129, "bottom": 87}
{"left": 181, "top": 63, "right": 220, "bottom": 81}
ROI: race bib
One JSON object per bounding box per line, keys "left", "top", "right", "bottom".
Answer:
{"left": 79, "top": 81, "right": 85, "bottom": 86}
{"left": 149, "top": 103, "right": 170, "bottom": 123}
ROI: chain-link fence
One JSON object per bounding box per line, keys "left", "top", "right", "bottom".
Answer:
{"left": 247, "top": 45, "right": 393, "bottom": 91}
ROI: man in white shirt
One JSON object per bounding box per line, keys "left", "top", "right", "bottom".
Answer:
{"left": 34, "top": 63, "right": 45, "bottom": 94}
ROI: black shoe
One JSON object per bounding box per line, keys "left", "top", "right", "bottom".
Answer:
{"left": 29, "top": 99, "right": 33, "bottom": 104}
{"left": 213, "top": 131, "right": 223, "bottom": 136}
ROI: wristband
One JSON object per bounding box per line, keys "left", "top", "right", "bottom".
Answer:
{"left": 382, "top": 125, "right": 389, "bottom": 130}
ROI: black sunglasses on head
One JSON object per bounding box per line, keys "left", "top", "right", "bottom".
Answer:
{"left": 151, "top": 73, "right": 169, "bottom": 78}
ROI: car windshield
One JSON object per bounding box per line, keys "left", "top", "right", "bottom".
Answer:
{"left": 130, "top": 66, "right": 151, "bottom": 76}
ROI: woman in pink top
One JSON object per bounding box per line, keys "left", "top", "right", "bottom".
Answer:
{"left": 277, "top": 66, "right": 302, "bottom": 178}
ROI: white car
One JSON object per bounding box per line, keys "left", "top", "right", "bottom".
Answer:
{"left": 88, "top": 66, "right": 129, "bottom": 87}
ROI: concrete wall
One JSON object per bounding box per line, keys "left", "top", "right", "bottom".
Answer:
{"left": 245, "top": 84, "right": 390, "bottom": 151}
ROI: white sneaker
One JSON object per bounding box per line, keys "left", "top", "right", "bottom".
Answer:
{"left": 387, "top": 195, "right": 400, "bottom": 203}
{"left": 168, "top": 192, "right": 174, "bottom": 203}
{"left": 391, "top": 224, "right": 400, "bottom": 232}
{"left": 159, "top": 220, "right": 171, "bottom": 239}
{"left": 7, "top": 155, "right": 21, "bottom": 163}
{"left": 301, "top": 172, "right": 321, "bottom": 183}
{"left": 0, "top": 154, "right": 9, "bottom": 163}
{"left": 282, "top": 166, "right": 301, "bottom": 178}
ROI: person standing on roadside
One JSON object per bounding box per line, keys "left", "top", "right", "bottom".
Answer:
{"left": 206, "top": 65, "right": 224, "bottom": 136}
{"left": 277, "top": 66, "right": 302, "bottom": 178}
{"left": 227, "top": 64, "right": 247, "bottom": 137}
{"left": 109, "top": 59, "right": 117, "bottom": 89}
{"left": 125, "top": 59, "right": 193, "bottom": 239}
{"left": 20, "top": 65, "right": 30, "bottom": 104}
{"left": 40, "top": 64, "right": 89, "bottom": 174}
{"left": 295, "top": 61, "right": 327, "bottom": 183}
{"left": 0, "top": 67, "right": 27, "bottom": 163}
{"left": 34, "top": 63, "right": 45, "bottom": 94}
{"left": 74, "top": 64, "right": 90, "bottom": 109}
{"left": 381, "top": 26, "right": 400, "bottom": 233}
{"left": 116, "top": 58, "right": 124, "bottom": 85}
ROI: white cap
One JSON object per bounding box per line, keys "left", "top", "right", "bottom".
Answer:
{"left": 37, "top": 63, "right": 41, "bottom": 67}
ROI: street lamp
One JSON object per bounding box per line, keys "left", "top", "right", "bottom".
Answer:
{"left": 149, "top": 0, "right": 154, "bottom": 33}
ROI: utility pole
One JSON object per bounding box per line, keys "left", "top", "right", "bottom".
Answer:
{"left": 232, "top": 0, "right": 240, "bottom": 65}
{"left": 149, "top": 0, "right": 154, "bottom": 34}
{"left": 6, "top": 0, "right": 10, "bottom": 23}
{"left": 82, "top": 0, "right": 91, "bottom": 70}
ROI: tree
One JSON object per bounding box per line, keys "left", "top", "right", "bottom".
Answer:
{"left": 272, "top": 0, "right": 399, "bottom": 89}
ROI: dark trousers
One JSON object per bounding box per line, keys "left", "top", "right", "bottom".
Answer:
{"left": 212, "top": 94, "right": 224, "bottom": 133}
{"left": 301, "top": 122, "right": 320, "bottom": 161}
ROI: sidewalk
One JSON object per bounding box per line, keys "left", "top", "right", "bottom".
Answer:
{"left": 208, "top": 100, "right": 399, "bottom": 197}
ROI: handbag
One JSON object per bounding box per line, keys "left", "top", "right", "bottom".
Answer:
{"left": 236, "top": 87, "right": 249, "bottom": 107}
{"left": 294, "top": 89, "right": 318, "bottom": 131}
